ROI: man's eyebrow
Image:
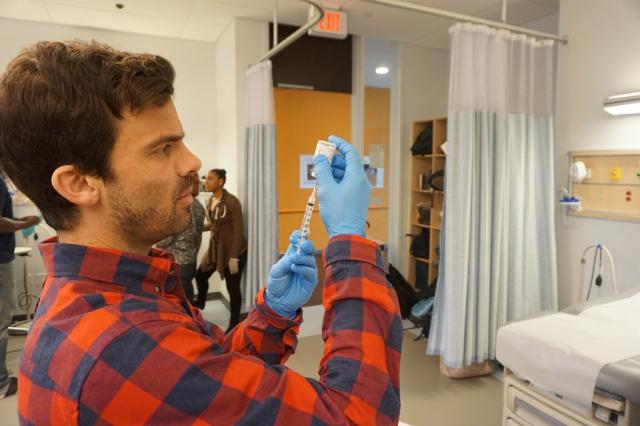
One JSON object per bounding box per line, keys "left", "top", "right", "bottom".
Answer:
{"left": 147, "top": 132, "right": 185, "bottom": 147}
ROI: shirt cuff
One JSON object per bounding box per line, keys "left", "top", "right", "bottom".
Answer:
{"left": 323, "top": 234, "right": 385, "bottom": 271}
{"left": 255, "top": 288, "right": 303, "bottom": 329}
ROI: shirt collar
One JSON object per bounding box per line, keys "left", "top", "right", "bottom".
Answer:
{"left": 39, "top": 237, "right": 179, "bottom": 294}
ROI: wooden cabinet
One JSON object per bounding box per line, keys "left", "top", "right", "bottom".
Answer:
{"left": 407, "top": 118, "right": 447, "bottom": 289}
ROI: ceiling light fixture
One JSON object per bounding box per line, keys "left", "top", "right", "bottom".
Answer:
{"left": 375, "top": 66, "right": 389, "bottom": 75}
{"left": 603, "top": 91, "right": 640, "bottom": 116}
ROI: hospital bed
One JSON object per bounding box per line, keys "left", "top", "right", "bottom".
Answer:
{"left": 497, "top": 288, "right": 640, "bottom": 426}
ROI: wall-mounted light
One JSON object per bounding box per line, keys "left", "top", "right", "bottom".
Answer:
{"left": 603, "top": 92, "right": 640, "bottom": 116}
{"left": 375, "top": 66, "right": 389, "bottom": 75}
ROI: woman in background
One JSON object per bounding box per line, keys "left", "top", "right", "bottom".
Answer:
{"left": 195, "top": 169, "right": 247, "bottom": 332}
{"left": 155, "top": 173, "right": 205, "bottom": 302}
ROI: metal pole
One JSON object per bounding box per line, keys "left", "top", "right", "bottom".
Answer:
{"left": 259, "top": 0, "right": 324, "bottom": 63}
{"left": 273, "top": 0, "right": 278, "bottom": 48}
{"left": 367, "top": 0, "right": 568, "bottom": 44}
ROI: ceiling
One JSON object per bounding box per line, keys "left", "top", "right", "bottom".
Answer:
{"left": 0, "top": 0, "right": 559, "bottom": 48}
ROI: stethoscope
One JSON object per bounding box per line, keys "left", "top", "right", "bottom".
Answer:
{"left": 211, "top": 197, "right": 227, "bottom": 220}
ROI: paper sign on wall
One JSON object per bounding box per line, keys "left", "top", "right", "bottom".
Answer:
{"left": 300, "top": 154, "right": 384, "bottom": 189}
{"left": 369, "top": 145, "right": 385, "bottom": 168}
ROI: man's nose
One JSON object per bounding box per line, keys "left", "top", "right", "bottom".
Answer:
{"left": 180, "top": 145, "right": 201, "bottom": 176}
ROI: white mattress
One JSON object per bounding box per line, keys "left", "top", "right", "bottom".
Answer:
{"left": 496, "top": 292, "right": 640, "bottom": 410}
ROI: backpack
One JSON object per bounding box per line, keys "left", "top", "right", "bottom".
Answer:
{"left": 428, "top": 169, "right": 445, "bottom": 191}
{"left": 416, "top": 199, "right": 432, "bottom": 225}
{"left": 386, "top": 263, "right": 430, "bottom": 319}
{"left": 411, "top": 122, "right": 433, "bottom": 156}
{"left": 410, "top": 229, "right": 429, "bottom": 259}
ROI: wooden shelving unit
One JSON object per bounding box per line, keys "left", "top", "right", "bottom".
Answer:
{"left": 407, "top": 117, "right": 447, "bottom": 290}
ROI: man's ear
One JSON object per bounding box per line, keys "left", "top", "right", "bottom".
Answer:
{"left": 51, "top": 165, "right": 102, "bottom": 207}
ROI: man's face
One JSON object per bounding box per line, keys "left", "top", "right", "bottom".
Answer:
{"left": 205, "top": 171, "right": 223, "bottom": 193}
{"left": 105, "top": 100, "right": 201, "bottom": 247}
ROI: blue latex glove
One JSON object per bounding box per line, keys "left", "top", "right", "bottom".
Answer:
{"left": 265, "top": 231, "right": 317, "bottom": 319}
{"left": 21, "top": 226, "right": 35, "bottom": 238}
{"left": 313, "top": 135, "right": 371, "bottom": 238}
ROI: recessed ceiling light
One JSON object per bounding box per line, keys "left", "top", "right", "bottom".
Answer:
{"left": 375, "top": 66, "right": 389, "bottom": 75}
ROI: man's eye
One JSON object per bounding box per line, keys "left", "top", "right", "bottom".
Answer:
{"left": 158, "top": 144, "right": 171, "bottom": 155}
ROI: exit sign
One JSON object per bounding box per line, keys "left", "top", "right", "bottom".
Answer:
{"left": 308, "top": 8, "right": 348, "bottom": 39}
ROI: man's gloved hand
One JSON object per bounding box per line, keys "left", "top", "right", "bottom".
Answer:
{"left": 228, "top": 258, "right": 239, "bottom": 275}
{"left": 313, "top": 135, "right": 371, "bottom": 238}
{"left": 265, "top": 231, "right": 317, "bottom": 319}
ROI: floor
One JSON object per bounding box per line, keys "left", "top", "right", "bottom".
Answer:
{"left": 287, "top": 331, "right": 503, "bottom": 426}
{"left": 1, "top": 301, "right": 503, "bottom": 426}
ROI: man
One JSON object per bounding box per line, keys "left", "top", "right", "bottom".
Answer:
{"left": 155, "top": 173, "right": 205, "bottom": 304}
{"left": 0, "top": 41, "right": 402, "bottom": 424}
{"left": 0, "top": 175, "right": 39, "bottom": 400}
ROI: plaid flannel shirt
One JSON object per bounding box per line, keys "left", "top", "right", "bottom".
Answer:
{"left": 19, "top": 235, "right": 402, "bottom": 425}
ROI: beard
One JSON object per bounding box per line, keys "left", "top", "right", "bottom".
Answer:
{"left": 106, "top": 176, "right": 193, "bottom": 246}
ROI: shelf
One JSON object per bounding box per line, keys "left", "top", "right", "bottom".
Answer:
{"left": 574, "top": 181, "right": 640, "bottom": 187}
{"left": 411, "top": 154, "right": 446, "bottom": 159}
{"left": 571, "top": 210, "right": 640, "bottom": 223}
{"left": 411, "top": 222, "right": 440, "bottom": 230}
{"left": 412, "top": 189, "right": 444, "bottom": 194}
{"left": 409, "top": 117, "right": 447, "bottom": 289}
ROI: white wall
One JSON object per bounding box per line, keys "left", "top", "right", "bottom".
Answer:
{"left": 213, "top": 18, "right": 269, "bottom": 198}
{"left": 555, "top": 0, "right": 640, "bottom": 307}
{"left": 522, "top": 11, "right": 559, "bottom": 34}
{"left": 389, "top": 44, "right": 449, "bottom": 275}
{"left": 0, "top": 18, "right": 216, "bottom": 171}
{"left": 214, "top": 20, "right": 238, "bottom": 190}
{"left": 233, "top": 18, "right": 270, "bottom": 201}
{"left": 208, "top": 18, "right": 268, "bottom": 298}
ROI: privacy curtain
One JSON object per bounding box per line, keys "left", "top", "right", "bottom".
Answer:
{"left": 242, "top": 61, "right": 278, "bottom": 312}
{"left": 427, "top": 23, "right": 558, "bottom": 368}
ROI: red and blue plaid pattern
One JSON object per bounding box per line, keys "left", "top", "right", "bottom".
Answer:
{"left": 19, "top": 235, "right": 401, "bottom": 425}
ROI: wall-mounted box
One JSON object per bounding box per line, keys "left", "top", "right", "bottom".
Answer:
{"left": 569, "top": 150, "right": 640, "bottom": 222}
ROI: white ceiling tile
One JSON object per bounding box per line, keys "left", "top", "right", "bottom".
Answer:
{"left": 6, "top": 0, "right": 558, "bottom": 49}
{"left": 46, "top": 3, "right": 184, "bottom": 38}
{"left": 188, "top": 0, "right": 271, "bottom": 26}
{"left": 180, "top": 21, "right": 225, "bottom": 42}
{"left": 345, "top": 1, "right": 452, "bottom": 42}
{"left": 0, "top": 0, "right": 51, "bottom": 22}
{"left": 211, "top": 0, "right": 273, "bottom": 11}
{"left": 44, "top": 0, "right": 196, "bottom": 20}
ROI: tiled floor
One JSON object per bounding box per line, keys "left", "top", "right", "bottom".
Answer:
{"left": 1, "top": 301, "right": 503, "bottom": 425}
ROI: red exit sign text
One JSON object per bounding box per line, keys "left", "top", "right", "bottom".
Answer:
{"left": 308, "top": 8, "right": 348, "bottom": 39}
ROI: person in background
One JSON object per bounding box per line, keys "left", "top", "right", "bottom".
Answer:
{"left": 0, "top": 174, "right": 39, "bottom": 400}
{"left": 195, "top": 169, "right": 247, "bottom": 332}
{"left": 155, "top": 173, "right": 205, "bottom": 302}
{"left": 2, "top": 41, "right": 402, "bottom": 425}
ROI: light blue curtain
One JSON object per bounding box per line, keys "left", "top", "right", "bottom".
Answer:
{"left": 241, "top": 61, "right": 278, "bottom": 312}
{"left": 427, "top": 24, "right": 558, "bottom": 368}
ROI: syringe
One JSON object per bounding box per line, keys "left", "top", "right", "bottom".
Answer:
{"left": 296, "top": 140, "right": 336, "bottom": 250}
{"left": 298, "top": 186, "right": 316, "bottom": 243}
